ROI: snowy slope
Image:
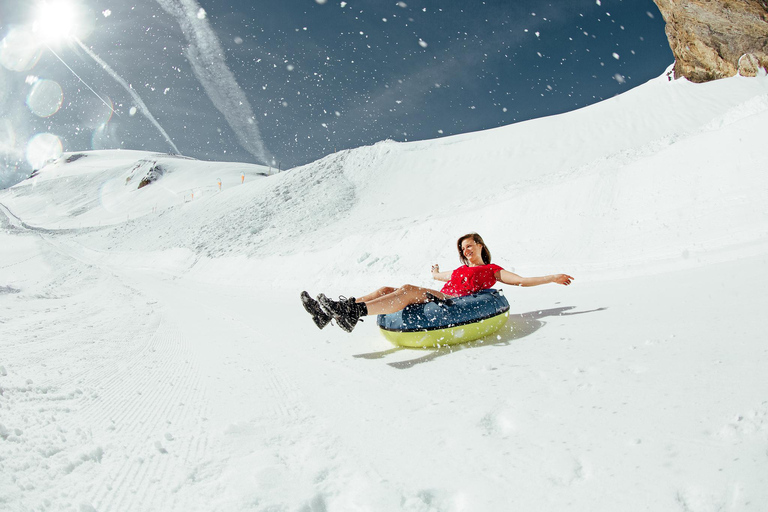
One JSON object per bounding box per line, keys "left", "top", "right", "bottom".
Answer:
{"left": 6, "top": 71, "right": 767, "bottom": 282}
{"left": 3, "top": 150, "right": 272, "bottom": 229}
{"left": 1, "top": 73, "right": 768, "bottom": 512}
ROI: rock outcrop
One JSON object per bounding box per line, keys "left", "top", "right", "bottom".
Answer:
{"left": 653, "top": 0, "right": 768, "bottom": 82}
{"left": 124, "top": 158, "right": 165, "bottom": 190}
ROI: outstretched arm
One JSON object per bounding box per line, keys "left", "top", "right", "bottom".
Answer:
{"left": 496, "top": 269, "right": 574, "bottom": 287}
{"left": 431, "top": 264, "right": 452, "bottom": 282}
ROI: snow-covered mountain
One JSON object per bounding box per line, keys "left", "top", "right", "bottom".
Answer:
{"left": 1, "top": 72, "right": 767, "bottom": 511}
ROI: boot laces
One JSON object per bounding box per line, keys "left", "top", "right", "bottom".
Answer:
{"left": 338, "top": 295, "right": 363, "bottom": 322}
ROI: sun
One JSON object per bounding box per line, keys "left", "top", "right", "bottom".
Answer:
{"left": 31, "top": 0, "right": 85, "bottom": 45}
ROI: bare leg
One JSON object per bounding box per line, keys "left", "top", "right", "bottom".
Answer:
{"left": 355, "top": 286, "right": 397, "bottom": 303}
{"left": 362, "top": 284, "right": 451, "bottom": 315}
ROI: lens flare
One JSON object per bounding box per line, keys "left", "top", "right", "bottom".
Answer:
{"left": 34, "top": 1, "right": 77, "bottom": 42}
{"left": 31, "top": 0, "right": 93, "bottom": 45}
{"left": 0, "top": 28, "right": 43, "bottom": 72}
{"left": 26, "top": 78, "right": 64, "bottom": 117}
{"left": 26, "top": 133, "right": 62, "bottom": 170}
{"left": 0, "top": 120, "right": 17, "bottom": 152}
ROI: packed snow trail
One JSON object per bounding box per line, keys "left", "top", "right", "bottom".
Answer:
{"left": 3, "top": 207, "right": 768, "bottom": 510}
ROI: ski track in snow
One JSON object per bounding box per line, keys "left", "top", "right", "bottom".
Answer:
{"left": 16, "top": 230, "right": 398, "bottom": 511}
{"left": 0, "top": 222, "right": 215, "bottom": 511}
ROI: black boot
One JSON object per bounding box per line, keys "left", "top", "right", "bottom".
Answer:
{"left": 301, "top": 291, "right": 331, "bottom": 329}
{"left": 317, "top": 294, "right": 366, "bottom": 333}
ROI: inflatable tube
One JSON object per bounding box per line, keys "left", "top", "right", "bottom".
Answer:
{"left": 377, "top": 289, "right": 510, "bottom": 348}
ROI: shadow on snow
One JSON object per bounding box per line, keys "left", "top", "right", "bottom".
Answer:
{"left": 354, "top": 306, "right": 607, "bottom": 369}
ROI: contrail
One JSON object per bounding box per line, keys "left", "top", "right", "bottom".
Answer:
{"left": 74, "top": 38, "right": 181, "bottom": 155}
{"left": 46, "top": 44, "right": 119, "bottom": 118}
{"left": 153, "top": 0, "right": 270, "bottom": 163}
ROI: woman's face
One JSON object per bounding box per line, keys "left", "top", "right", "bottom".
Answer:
{"left": 461, "top": 238, "right": 484, "bottom": 265}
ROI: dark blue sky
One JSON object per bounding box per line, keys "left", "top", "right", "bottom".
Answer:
{"left": 1, "top": 0, "right": 672, "bottom": 183}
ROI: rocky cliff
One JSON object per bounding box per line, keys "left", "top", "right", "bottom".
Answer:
{"left": 653, "top": 0, "right": 768, "bottom": 82}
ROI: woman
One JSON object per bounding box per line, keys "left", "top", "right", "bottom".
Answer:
{"left": 301, "top": 233, "right": 574, "bottom": 332}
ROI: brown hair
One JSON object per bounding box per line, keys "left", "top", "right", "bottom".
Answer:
{"left": 457, "top": 233, "right": 492, "bottom": 266}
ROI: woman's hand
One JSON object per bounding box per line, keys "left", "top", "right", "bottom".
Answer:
{"left": 431, "top": 264, "right": 451, "bottom": 282}
{"left": 552, "top": 274, "right": 574, "bottom": 286}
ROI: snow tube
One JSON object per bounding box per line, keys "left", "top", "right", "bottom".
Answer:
{"left": 377, "top": 289, "right": 510, "bottom": 348}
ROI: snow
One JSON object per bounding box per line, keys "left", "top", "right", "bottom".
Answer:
{"left": 2, "top": 72, "right": 768, "bottom": 511}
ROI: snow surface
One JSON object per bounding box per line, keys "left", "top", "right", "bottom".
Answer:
{"left": 1, "top": 72, "right": 768, "bottom": 511}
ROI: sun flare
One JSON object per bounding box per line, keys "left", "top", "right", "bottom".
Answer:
{"left": 32, "top": 0, "right": 81, "bottom": 44}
